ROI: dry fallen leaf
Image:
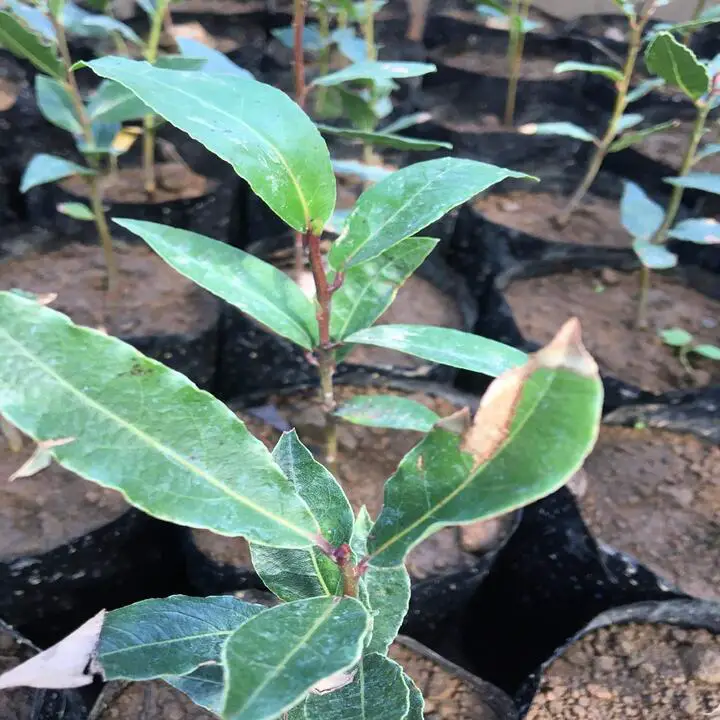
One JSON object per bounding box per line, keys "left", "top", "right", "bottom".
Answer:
{"left": 0, "top": 611, "right": 105, "bottom": 690}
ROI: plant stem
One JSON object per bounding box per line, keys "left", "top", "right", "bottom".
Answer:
{"left": 51, "top": 15, "right": 119, "bottom": 296}
{"left": 649, "top": 100, "right": 712, "bottom": 245}
{"left": 142, "top": 0, "right": 169, "bottom": 197}
{"left": 305, "top": 230, "right": 338, "bottom": 468}
{"left": 364, "top": 0, "right": 377, "bottom": 61}
{"left": 635, "top": 264, "right": 651, "bottom": 329}
{"left": 292, "top": 0, "right": 309, "bottom": 282}
{"left": 555, "top": 14, "right": 646, "bottom": 226}
{"left": 503, "top": 0, "right": 531, "bottom": 127}
{"left": 684, "top": 0, "right": 707, "bottom": 43}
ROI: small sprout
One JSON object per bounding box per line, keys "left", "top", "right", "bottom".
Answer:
{"left": 659, "top": 327, "right": 720, "bottom": 374}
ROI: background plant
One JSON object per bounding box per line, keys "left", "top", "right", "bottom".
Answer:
{"left": 658, "top": 326, "right": 720, "bottom": 374}
{"left": 620, "top": 31, "right": 720, "bottom": 327}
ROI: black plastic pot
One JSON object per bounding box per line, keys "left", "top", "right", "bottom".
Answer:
{"left": 457, "top": 486, "right": 687, "bottom": 699}
{"left": 215, "top": 230, "right": 478, "bottom": 400}
{"left": 184, "top": 376, "right": 521, "bottom": 639}
{"left": 516, "top": 598, "right": 720, "bottom": 717}
{"left": 0, "top": 620, "right": 89, "bottom": 720}
{"left": 0, "top": 227, "right": 220, "bottom": 390}
{"left": 1, "top": 509, "right": 187, "bottom": 647}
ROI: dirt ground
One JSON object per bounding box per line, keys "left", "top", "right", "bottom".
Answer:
{"left": 532, "top": 0, "right": 699, "bottom": 20}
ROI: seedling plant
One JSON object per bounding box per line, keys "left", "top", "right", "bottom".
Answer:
{"left": 619, "top": 31, "right": 720, "bottom": 327}
{"left": 659, "top": 327, "right": 720, "bottom": 374}
{"left": 0, "top": 52, "right": 604, "bottom": 720}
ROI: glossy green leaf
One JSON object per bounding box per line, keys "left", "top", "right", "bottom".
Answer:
{"left": 554, "top": 61, "right": 623, "bottom": 82}
{"left": 659, "top": 327, "right": 692, "bottom": 347}
{"left": 367, "top": 322, "right": 603, "bottom": 567}
{"left": 115, "top": 219, "right": 319, "bottom": 349}
{"left": 330, "top": 236, "right": 437, "bottom": 342}
{"left": 645, "top": 31, "right": 710, "bottom": 101}
{"left": 7, "top": 0, "right": 55, "bottom": 41}
{"left": 0, "top": 293, "right": 320, "bottom": 547}
{"left": 222, "top": 597, "right": 370, "bottom": 720}
{"left": 345, "top": 325, "right": 527, "bottom": 377}
{"left": 313, "top": 60, "right": 436, "bottom": 87}
{"left": 35, "top": 75, "right": 83, "bottom": 135}
{"left": 87, "top": 80, "right": 149, "bottom": 123}
{"left": 616, "top": 113, "right": 644, "bottom": 133}
{"left": 272, "top": 23, "right": 327, "bottom": 51}
{"left": 626, "top": 78, "right": 666, "bottom": 104}
{"left": 611, "top": 0, "right": 635, "bottom": 18}
{"left": 176, "top": 36, "right": 253, "bottom": 78}
{"left": 362, "top": 563, "right": 410, "bottom": 654}
{"left": 165, "top": 665, "right": 224, "bottom": 714}
{"left": 20, "top": 154, "right": 93, "bottom": 193}
{"left": 331, "top": 26, "right": 367, "bottom": 63}
{"left": 57, "top": 201, "right": 93, "bottom": 220}
{"left": 86, "top": 57, "right": 335, "bottom": 234}
{"left": 608, "top": 120, "right": 676, "bottom": 152}
{"left": 249, "top": 431, "right": 351, "bottom": 602}
{"left": 303, "top": 653, "right": 409, "bottom": 720}
{"left": 665, "top": 173, "right": 720, "bottom": 195}
{"left": 100, "top": 595, "right": 262, "bottom": 680}
{"left": 668, "top": 218, "right": 720, "bottom": 244}
{"left": 519, "top": 121, "right": 595, "bottom": 143}
{"left": 330, "top": 158, "right": 531, "bottom": 269}
{"left": 694, "top": 344, "right": 720, "bottom": 361}
{"left": 0, "top": 11, "right": 62, "bottom": 78}
{"left": 317, "top": 124, "right": 452, "bottom": 151}
{"left": 62, "top": 2, "right": 140, "bottom": 43}
{"left": 335, "top": 395, "right": 440, "bottom": 432}
{"left": 633, "top": 238, "right": 678, "bottom": 269}
{"left": 404, "top": 673, "right": 424, "bottom": 720}
{"left": 620, "top": 181, "right": 664, "bottom": 241}
{"left": 695, "top": 143, "right": 720, "bottom": 163}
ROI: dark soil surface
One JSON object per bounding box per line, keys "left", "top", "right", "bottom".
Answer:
{"left": 579, "top": 426, "right": 720, "bottom": 601}
{"left": 527, "top": 623, "right": 720, "bottom": 719}
{"left": 63, "top": 163, "right": 211, "bottom": 205}
{"left": 505, "top": 268, "right": 720, "bottom": 393}
{"left": 0, "top": 429, "right": 127, "bottom": 559}
{"left": 474, "top": 191, "right": 629, "bottom": 248}
{"left": 389, "top": 640, "right": 507, "bottom": 719}
{"left": 193, "top": 386, "right": 512, "bottom": 580}
{"left": 0, "top": 242, "right": 217, "bottom": 337}
{"left": 433, "top": 44, "right": 558, "bottom": 80}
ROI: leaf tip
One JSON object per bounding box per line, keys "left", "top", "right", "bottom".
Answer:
{"left": 535, "top": 317, "right": 599, "bottom": 379}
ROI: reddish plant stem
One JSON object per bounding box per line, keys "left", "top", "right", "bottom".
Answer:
{"left": 292, "top": 0, "right": 308, "bottom": 281}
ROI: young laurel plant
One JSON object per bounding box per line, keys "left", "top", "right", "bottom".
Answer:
{"left": 659, "top": 327, "right": 720, "bottom": 374}
{"left": 79, "top": 55, "right": 538, "bottom": 466}
{"left": 518, "top": 0, "right": 691, "bottom": 226}
{"left": 620, "top": 32, "right": 720, "bottom": 327}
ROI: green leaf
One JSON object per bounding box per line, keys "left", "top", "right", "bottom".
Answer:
{"left": 35, "top": 75, "right": 83, "bottom": 135}
{"left": 645, "top": 31, "right": 710, "bottom": 101}
{"left": 317, "top": 124, "right": 452, "bottom": 151}
{"left": 633, "top": 238, "right": 678, "bottom": 269}
{"left": 616, "top": 113, "right": 644, "bottom": 133}
{"left": 626, "top": 78, "right": 666, "bottom": 104}
{"left": 611, "top": 0, "right": 635, "bottom": 18}
{"left": 665, "top": 173, "right": 720, "bottom": 195}
{"left": 222, "top": 597, "right": 370, "bottom": 720}
{"left": 362, "top": 563, "right": 410, "bottom": 654}
{"left": 62, "top": 2, "right": 141, "bottom": 43}
{"left": 335, "top": 395, "right": 440, "bottom": 432}
{"left": 518, "top": 121, "right": 596, "bottom": 143}
{"left": 554, "top": 61, "right": 623, "bottom": 82}
{"left": 608, "top": 121, "right": 677, "bottom": 152}
{"left": 313, "top": 61, "right": 436, "bottom": 87}
{"left": 668, "top": 218, "right": 720, "bottom": 244}
{"left": 176, "top": 36, "right": 253, "bottom": 78}
{"left": 87, "top": 80, "right": 150, "bottom": 123}
{"left": 57, "top": 201, "right": 94, "bottom": 220}
{"left": 165, "top": 665, "right": 224, "bottom": 714}
{"left": 303, "top": 653, "right": 410, "bottom": 720}
{"left": 100, "top": 595, "right": 262, "bottom": 680}
{"left": 0, "top": 293, "right": 320, "bottom": 548}
{"left": 114, "top": 219, "right": 319, "bottom": 350}
{"left": 694, "top": 344, "right": 720, "bottom": 361}
{"left": 20, "top": 154, "right": 93, "bottom": 193}
{"left": 250, "top": 430, "right": 352, "bottom": 602}
{"left": 332, "top": 159, "right": 393, "bottom": 183}
{"left": 330, "top": 158, "right": 532, "bottom": 269}
{"left": 403, "top": 673, "right": 424, "bottom": 720}
{"left": 659, "top": 327, "right": 692, "bottom": 347}
{"left": 6, "top": 0, "right": 55, "bottom": 41}
{"left": 330, "top": 236, "right": 437, "bottom": 342}
{"left": 381, "top": 112, "right": 432, "bottom": 135}
{"left": 86, "top": 57, "right": 335, "bottom": 234}
{"left": 0, "top": 10, "right": 62, "bottom": 79}
{"left": 620, "top": 181, "right": 664, "bottom": 241}
{"left": 344, "top": 325, "right": 527, "bottom": 377}
{"left": 49, "top": 0, "right": 66, "bottom": 19}
{"left": 695, "top": 143, "right": 720, "bottom": 163}
{"left": 367, "top": 321, "right": 603, "bottom": 567}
